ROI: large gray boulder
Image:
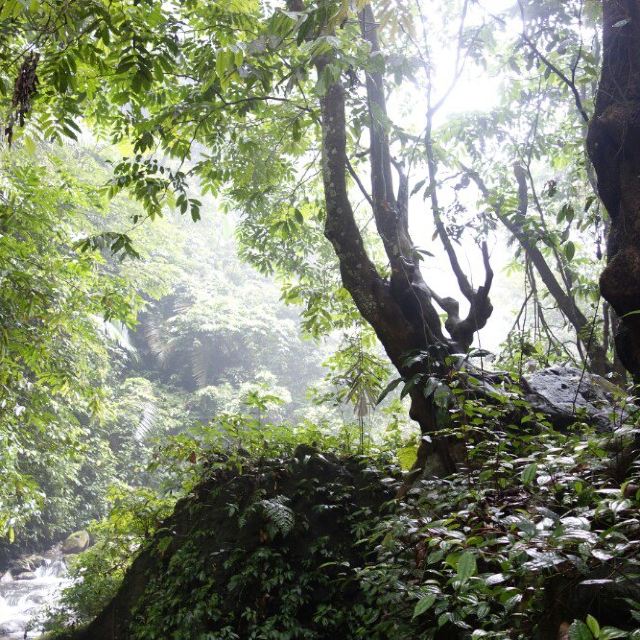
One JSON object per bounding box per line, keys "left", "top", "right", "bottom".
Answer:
{"left": 522, "top": 365, "right": 625, "bottom": 430}
{"left": 8, "top": 557, "right": 32, "bottom": 575}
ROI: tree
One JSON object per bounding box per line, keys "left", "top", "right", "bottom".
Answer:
{"left": 0, "top": 0, "right": 618, "bottom": 471}
{"left": 303, "top": 2, "right": 496, "bottom": 473}
{"left": 432, "top": 0, "right": 619, "bottom": 377}
{"left": 0, "top": 147, "right": 140, "bottom": 546}
{"left": 588, "top": 0, "right": 640, "bottom": 375}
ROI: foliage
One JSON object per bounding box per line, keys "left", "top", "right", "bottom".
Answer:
{"left": 0, "top": 147, "right": 140, "bottom": 547}
{"left": 0, "top": 0, "right": 616, "bottom": 376}
{"left": 365, "top": 397, "right": 640, "bottom": 638}
{"left": 0, "top": 135, "right": 334, "bottom": 554}
{"left": 44, "top": 484, "right": 174, "bottom": 631}
{"left": 3, "top": 2, "right": 640, "bottom": 639}
{"left": 45, "top": 395, "right": 640, "bottom": 639}
{"left": 130, "top": 265, "right": 322, "bottom": 405}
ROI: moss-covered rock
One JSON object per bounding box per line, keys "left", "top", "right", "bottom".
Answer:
{"left": 63, "top": 447, "right": 395, "bottom": 640}
{"left": 62, "top": 531, "right": 90, "bottom": 555}
{"left": 53, "top": 436, "right": 640, "bottom": 640}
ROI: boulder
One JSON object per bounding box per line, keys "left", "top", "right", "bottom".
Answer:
{"left": 25, "top": 554, "right": 46, "bottom": 569}
{"left": 8, "top": 557, "right": 32, "bottom": 574}
{"left": 14, "top": 571, "right": 37, "bottom": 580}
{"left": 62, "top": 530, "right": 90, "bottom": 555}
{"left": 522, "top": 365, "right": 625, "bottom": 431}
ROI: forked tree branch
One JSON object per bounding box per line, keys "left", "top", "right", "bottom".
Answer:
{"left": 464, "top": 162, "right": 610, "bottom": 373}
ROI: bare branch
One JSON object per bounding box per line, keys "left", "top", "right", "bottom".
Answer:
{"left": 346, "top": 158, "right": 374, "bottom": 208}
{"left": 517, "top": 0, "right": 589, "bottom": 123}
{"left": 465, "top": 162, "right": 610, "bottom": 373}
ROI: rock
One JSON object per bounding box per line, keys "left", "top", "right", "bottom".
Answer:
{"left": 15, "top": 571, "right": 37, "bottom": 580}
{"left": 8, "top": 557, "right": 33, "bottom": 574}
{"left": 62, "top": 530, "right": 90, "bottom": 555}
{"left": 67, "top": 454, "right": 394, "bottom": 640}
{"left": 42, "top": 542, "right": 64, "bottom": 560}
{"left": 522, "top": 365, "right": 625, "bottom": 431}
{"left": 0, "top": 621, "right": 23, "bottom": 635}
{"left": 25, "top": 554, "right": 46, "bottom": 569}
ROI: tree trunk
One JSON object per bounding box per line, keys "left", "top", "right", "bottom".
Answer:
{"left": 313, "top": 5, "right": 495, "bottom": 474}
{"left": 588, "top": 0, "right": 640, "bottom": 375}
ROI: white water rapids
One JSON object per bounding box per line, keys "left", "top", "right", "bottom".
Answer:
{"left": 0, "top": 558, "right": 69, "bottom": 639}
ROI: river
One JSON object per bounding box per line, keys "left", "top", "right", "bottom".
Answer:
{"left": 0, "top": 556, "right": 69, "bottom": 639}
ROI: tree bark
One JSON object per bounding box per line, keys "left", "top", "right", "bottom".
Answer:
{"left": 317, "top": 57, "right": 453, "bottom": 474}
{"left": 314, "top": 5, "right": 495, "bottom": 474}
{"left": 588, "top": 0, "right": 640, "bottom": 374}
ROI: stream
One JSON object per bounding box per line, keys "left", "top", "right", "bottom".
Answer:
{"left": 0, "top": 556, "right": 69, "bottom": 639}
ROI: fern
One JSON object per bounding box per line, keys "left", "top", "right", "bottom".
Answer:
{"left": 191, "top": 338, "right": 210, "bottom": 388}
{"left": 135, "top": 400, "right": 157, "bottom": 442}
{"left": 258, "top": 496, "right": 295, "bottom": 537}
{"left": 142, "top": 310, "right": 174, "bottom": 365}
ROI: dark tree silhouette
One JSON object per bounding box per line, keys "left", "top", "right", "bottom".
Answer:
{"left": 588, "top": 0, "right": 640, "bottom": 375}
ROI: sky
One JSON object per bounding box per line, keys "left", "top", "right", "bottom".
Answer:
{"left": 394, "top": 0, "right": 520, "bottom": 353}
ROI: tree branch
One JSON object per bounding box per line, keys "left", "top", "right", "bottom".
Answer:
{"left": 517, "top": 0, "right": 589, "bottom": 123}
{"left": 465, "top": 162, "right": 610, "bottom": 373}
{"left": 346, "top": 158, "right": 374, "bottom": 208}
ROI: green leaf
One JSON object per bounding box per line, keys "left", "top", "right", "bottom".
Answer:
{"left": 157, "top": 535, "right": 172, "bottom": 555}
{"left": 586, "top": 615, "right": 600, "bottom": 638}
{"left": 569, "top": 620, "right": 595, "bottom": 640}
{"left": 521, "top": 463, "right": 537, "bottom": 486}
{"left": 433, "top": 385, "right": 451, "bottom": 408}
{"left": 401, "top": 374, "right": 423, "bottom": 399}
{"left": 600, "top": 628, "right": 628, "bottom": 640}
{"left": 413, "top": 594, "right": 437, "bottom": 618}
{"left": 376, "top": 378, "right": 403, "bottom": 405}
{"left": 457, "top": 552, "right": 476, "bottom": 583}
{"left": 397, "top": 445, "right": 418, "bottom": 471}
{"left": 564, "top": 241, "right": 576, "bottom": 261}
{"left": 423, "top": 376, "right": 440, "bottom": 399}
{"left": 410, "top": 178, "right": 426, "bottom": 196}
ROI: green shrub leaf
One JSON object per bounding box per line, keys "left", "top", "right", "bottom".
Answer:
{"left": 413, "top": 594, "right": 437, "bottom": 618}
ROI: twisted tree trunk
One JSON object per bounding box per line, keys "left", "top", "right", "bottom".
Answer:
{"left": 314, "top": 5, "right": 494, "bottom": 474}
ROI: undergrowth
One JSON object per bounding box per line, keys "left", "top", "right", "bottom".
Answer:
{"left": 45, "top": 388, "right": 640, "bottom": 640}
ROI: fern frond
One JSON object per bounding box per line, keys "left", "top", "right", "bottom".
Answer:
{"left": 135, "top": 399, "right": 157, "bottom": 442}
{"left": 258, "top": 496, "right": 295, "bottom": 537}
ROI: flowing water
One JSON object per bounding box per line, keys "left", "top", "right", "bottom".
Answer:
{"left": 0, "top": 557, "right": 69, "bottom": 639}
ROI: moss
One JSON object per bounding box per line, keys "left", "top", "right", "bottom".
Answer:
{"left": 66, "top": 447, "right": 395, "bottom": 640}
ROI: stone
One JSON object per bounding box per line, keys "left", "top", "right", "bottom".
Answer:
{"left": 8, "top": 557, "right": 32, "bottom": 574}
{"left": 25, "top": 554, "right": 46, "bottom": 569}
{"left": 15, "top": 571, "right": 37, "bottom": 580}
{"left": 522, "top": 365, "right": 626, "bottom": 431}
{"left": 0, "top": 621, "right": 23, "bottom": 635}
{"left": 62, "top": 530, "right": 91, "bottom": 555}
